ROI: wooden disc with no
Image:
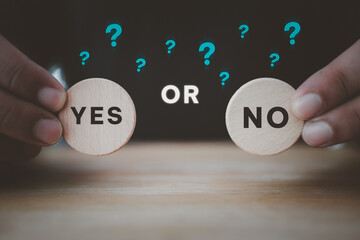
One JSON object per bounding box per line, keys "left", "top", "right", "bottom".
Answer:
{"left": 59, "top": 78, "right": 136, "bottom": 156}
{"left": 225, "top": 77, "right": 303, "bottom": 156}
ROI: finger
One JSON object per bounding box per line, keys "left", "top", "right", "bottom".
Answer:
{"left": 0, "top": 134, "right": 41, "bottom": 161}
{"left": 291, "top": 39, "right": 360, "bottom": 120}
{"left": 0, "top": 88, "right": 62, "bottom": 146}
{"left": 302, "top": 95, "right": 360, "bottom": 147}
{"left": 0, "top": 35, "right": 66, "bottom": 112}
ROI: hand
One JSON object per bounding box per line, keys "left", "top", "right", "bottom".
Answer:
{"left": 0, "top": 35, "right": 66, "bottom": 161}
{"left": 291, "top": 39, "right": 360, "bottom": 147}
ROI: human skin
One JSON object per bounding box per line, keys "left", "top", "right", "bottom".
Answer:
{"left": 0, "top": 35, "right": 359, "bottom": 161}
{"left": 0, "top": 35, "right": 66, "bottom": 161}
{"left": 291, "top": 39, "right": 360, "bottom": 147}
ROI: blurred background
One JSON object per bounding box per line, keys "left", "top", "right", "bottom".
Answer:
{"left": 1, "top": 0, "right": 359, "bottom": 140}
{"left": 1, "top": 3, "right": 360, "bottom": 239}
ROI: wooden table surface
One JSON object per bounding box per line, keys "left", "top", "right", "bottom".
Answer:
{"left": 0, "top": 142, "right": 360, "bottom": 240}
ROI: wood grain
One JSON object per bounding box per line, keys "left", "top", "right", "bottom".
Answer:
{"left": 0, "top": 142, "right": 359, "bottom": 240}
{"left": 226, "top": 78, "right": 304, "bottom": 156}
{"left": 58, "top": 78, "right": 136, "bottom": 156}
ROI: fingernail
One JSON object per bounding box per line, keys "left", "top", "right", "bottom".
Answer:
{"left": 38, "top": 87, "right": 66, "bottom": 111}
{"left": 33, "top": 119, "right": 62, "bottom": 145}
{"left": 302, "top": 121, "right": 333, "bottom": 146}
{"left": 292, "top": 93, "right": 322, "bottom": 120}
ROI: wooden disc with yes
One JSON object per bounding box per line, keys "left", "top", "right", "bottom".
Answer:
{"left": 225, "top": 77, "right": 303, "bottom": 156}
{"left": 59, "top": 78, "right": 136, "bottom": 156}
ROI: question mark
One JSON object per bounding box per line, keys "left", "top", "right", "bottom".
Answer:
{"left": 199, "top": 42, "right": 215, "bottom": 66}
{"left": 106, "top": 24, "right": 122, "bottom": 47}
{"left": 79, "top": 51, "right": 90, "bottom": 66}
{"left": 219, "top": 72, "right": 230, "bottom": 86}
{"left": 284, "top": 22, "right": 301, "bottom": 45}
{"left": 166, "top": 40, "right": 176, "bottom": 54}
{"left": 269, "top": 53, "right": 280, "bottom": 67}
{"left": 136, "top": 58, "right": 146, "bottom": 72}
{"left": 238, "top": 24, "right": 249, "bottom": 39}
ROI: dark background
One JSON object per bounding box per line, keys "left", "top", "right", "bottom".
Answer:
{"left": 1, "top": 0, "right": 359, "bottom": 140}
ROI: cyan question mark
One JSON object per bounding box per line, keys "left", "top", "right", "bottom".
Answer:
{"left": 166, "top": 40, "right": 176, "bottom": 54}
{"left": 136, "top": 58, "right": 146, "bottom": 72}
{"left": 238, "top": 24, "right": 249, "bottom": 39}
{"left": 219, "top": 72, "right": 230, "bottom": 86}
{"left": 199, "top": 42, "right": 215, "bottom": 66}
{"left": 284, "top": 22, "right": 301, "bottom": 45}
{"left": 79, "top": 51, "right": 90, "bottom": 66}
{"left": 269, "top": 53, "right": 280, "bottom": 67}
{"left": 106, "top": 24, "right": 122, "bottom": 47}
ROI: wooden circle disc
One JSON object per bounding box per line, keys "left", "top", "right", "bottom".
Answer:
{"left": 59, "top": 78, "right": 136, "bottom": 156}
{"left": 225, "top": 77, "right": 304, "bottom": 156}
